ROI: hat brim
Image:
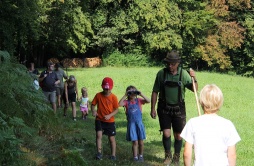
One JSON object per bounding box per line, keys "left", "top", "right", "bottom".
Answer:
{"left": 163, "top": 58, "right": 181, "bottom": 63}
{"left": 102, "top": 85, "right": 113, "bottom": 90}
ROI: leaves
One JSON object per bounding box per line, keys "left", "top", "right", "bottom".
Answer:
{"left": 196, "top": 35, "right": 231, "bottom": 69}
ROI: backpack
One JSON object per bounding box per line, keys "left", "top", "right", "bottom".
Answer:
{"left": 39, "top": 70, "right": 47, "bottom": 88}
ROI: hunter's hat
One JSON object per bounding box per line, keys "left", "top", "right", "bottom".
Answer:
{"left": 163, "top": 50, "right": 181, "bottom": 63}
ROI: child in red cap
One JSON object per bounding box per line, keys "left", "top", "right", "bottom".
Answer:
{"left": 91, "top": 77, "right": 119, "bottom": 160}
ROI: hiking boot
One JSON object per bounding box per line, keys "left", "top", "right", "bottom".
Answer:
{"left": 163, "top": 152, "right": 172, "bottom": 165}
{"left": 172, "top": 153, "right": 180, "bottom": 166}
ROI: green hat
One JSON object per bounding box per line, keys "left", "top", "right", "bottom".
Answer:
{"left": 163, "top": 50, "right": 181, "bottom": 63}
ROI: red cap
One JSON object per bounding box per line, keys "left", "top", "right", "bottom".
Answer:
{"left": 101, "top": 77, "right": 113, "bottom": 90}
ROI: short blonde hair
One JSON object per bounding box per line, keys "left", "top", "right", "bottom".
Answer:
{"left": 199, "top": 84, "right": 224, "bottom": 113}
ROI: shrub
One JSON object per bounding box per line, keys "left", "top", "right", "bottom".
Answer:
{"left": 102, "top": 49, "right": 156, "bottom": 67}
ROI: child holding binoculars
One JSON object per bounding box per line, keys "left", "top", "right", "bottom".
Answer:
{"left": 119, "top": 85, "right": 150, "bottom": 162}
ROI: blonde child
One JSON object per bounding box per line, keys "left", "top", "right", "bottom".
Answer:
{"left": 118, "top": 85, "right": 150, "bottom": 162}
{"left": 180, "top": 84, "right": 241, "bottom": 166}
{"left": 80, "top": 87, "right": 89, "bottom": 120}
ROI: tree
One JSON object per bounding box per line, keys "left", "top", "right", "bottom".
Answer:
{"left": 91, "top": 0, "right": 183, "bottom": 58}
{"left": 0, "top": 0, "right": 41, "bottom": 62}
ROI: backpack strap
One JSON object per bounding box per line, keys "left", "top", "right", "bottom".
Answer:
{"left": 163, "top": 67, "right": 183, "bottom": 104}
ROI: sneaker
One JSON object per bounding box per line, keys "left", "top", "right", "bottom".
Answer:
{"left": 172, "top": 153, "right": 180, "bottom": 166}
{"left": 163, "top": 152, "right": 172, "bottom": 165}
{"left": 138, "top": 156, "right": 144, "bottom": 162}
{"left": 73, "top": 118, "right": 77, "bottom": 121}
{"left": 133, "top": 157, "right": 138, "bottom": 162}
{"left": 109, "top": 156, "right": 116, "bottom": 160}
{"left": 96, "top": 152, "right": 102, "bottom": 160}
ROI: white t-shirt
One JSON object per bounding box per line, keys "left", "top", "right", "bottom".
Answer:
{"left": 80, "top": 97, "right": 89, "bottom": 108}
{"left": 180, "top": 114, "right": 241, "bottom": 166}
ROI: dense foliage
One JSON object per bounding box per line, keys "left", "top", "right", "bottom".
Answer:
{"left": 0, "top": 51, "right": 64, "bottom": 165}
{"left": 0, "top": 0, "right": 253, "bottom": 76}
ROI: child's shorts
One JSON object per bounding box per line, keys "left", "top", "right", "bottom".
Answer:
{"left": 95, "top": 120, "right": 116, "bottom": 136}
{"left": 80, "top": 106, "right": 88, "bottom": 112}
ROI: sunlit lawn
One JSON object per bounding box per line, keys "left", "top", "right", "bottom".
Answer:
{"left": 55, "top": 67, "right": 254, "bottom": 166}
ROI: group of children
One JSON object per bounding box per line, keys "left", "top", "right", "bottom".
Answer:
{"left": 91, "top": 77, "right": 150, "bottom": 162}
{"left": 61, "top": 75, "right": 149, "bottom": 162}
{"left": 62, "top": 76, "right": 240, "bottom": 165}
{"left": 59, "top": 74, "right": 89, "bottom": 121}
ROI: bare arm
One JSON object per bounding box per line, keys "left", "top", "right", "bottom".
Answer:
{"left": 118, "top": 93, "right": 127, "bottom": 107}
{"left": 75, "top": 80, "right": 79, "bottom": 99}
{"left": 104, "top": 108, "right": 119, "bottom": 120}
{"left": 91, "top": 104, "right": 97, "bottom": 117}
{"left": 139, "top": 91, "right": 151, "bottom": 103}
{"left": 228, "top": 145, "right": 237, "bottom": 166}
{"left": 183, "top": 141, "right": 193, "bottom": 166}
{"left": 87, "top": 100, "right": 89, "bottom": 114}
{"left": 150, "top": 91, "right": 158, "bottom": 119}
{"left": 64, "top": 82, "right": 69, "bottom": 104}
{"left": 54, "top": 80, "right": 60, "bottom": 85}
{"left": 189, "top": 69, "right": 198, "bottom": 92}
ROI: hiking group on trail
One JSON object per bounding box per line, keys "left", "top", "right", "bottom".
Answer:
{"left": 33, "top": 50, "right": 240, "bottom": 166}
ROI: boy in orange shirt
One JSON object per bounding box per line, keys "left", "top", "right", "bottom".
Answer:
{"left": 91, "top": 77, "right": 119, "bottom": 160}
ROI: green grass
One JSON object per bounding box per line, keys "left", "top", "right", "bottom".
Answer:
{"left": 50, "top": 67, "right": 254, "bottom": 165}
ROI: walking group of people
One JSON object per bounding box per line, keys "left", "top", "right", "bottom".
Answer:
{"left": 29, "top": 62, "right": 89, "bottom": 121}
{"left": 29, "top": 50, "right": 241, "bottom": 166}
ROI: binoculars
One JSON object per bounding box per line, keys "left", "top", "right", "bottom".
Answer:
{"left": 127, "top": 91, "right": 140, "bottom": 96}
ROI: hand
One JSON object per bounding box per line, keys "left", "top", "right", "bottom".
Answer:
{"left": 104, "top": 114, "right": 111, "bottom": 120}
{"left": 150, "top": 110, "right": 157, "bottom": 119}
{"left": 189, "top": 68, "right": 196, "bottom": 77}
{"left": 44, "top": 74, "right": 47, "bottom": 78}
{"left": 92, "top": 110, "right": 97, "bottom": 117}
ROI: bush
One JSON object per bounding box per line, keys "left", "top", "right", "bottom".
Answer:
{"left": 0, "top": 51, "right": 60, "bottom": 164}
{"left": 102, "top": 49, "right": 157, "bottom": 67}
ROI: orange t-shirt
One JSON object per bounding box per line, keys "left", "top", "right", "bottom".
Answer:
{"left": 91, "top": 92, "right": 119, "bottom": 122}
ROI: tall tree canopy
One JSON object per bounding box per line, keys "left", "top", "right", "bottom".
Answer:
{"left": 0, "top": 0, "right": 253, "bottom": 75}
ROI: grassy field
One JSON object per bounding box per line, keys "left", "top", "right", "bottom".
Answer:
{"left": 52, "top": 67, "right": 254, "bottom": 166}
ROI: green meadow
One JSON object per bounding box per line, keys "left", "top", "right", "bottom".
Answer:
{"left": 44, "top": 67, "right": 254, "bottom": 165}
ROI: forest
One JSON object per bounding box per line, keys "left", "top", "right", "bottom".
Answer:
{"left": 0, "top": 0, "right": 254, "bottom": 76}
